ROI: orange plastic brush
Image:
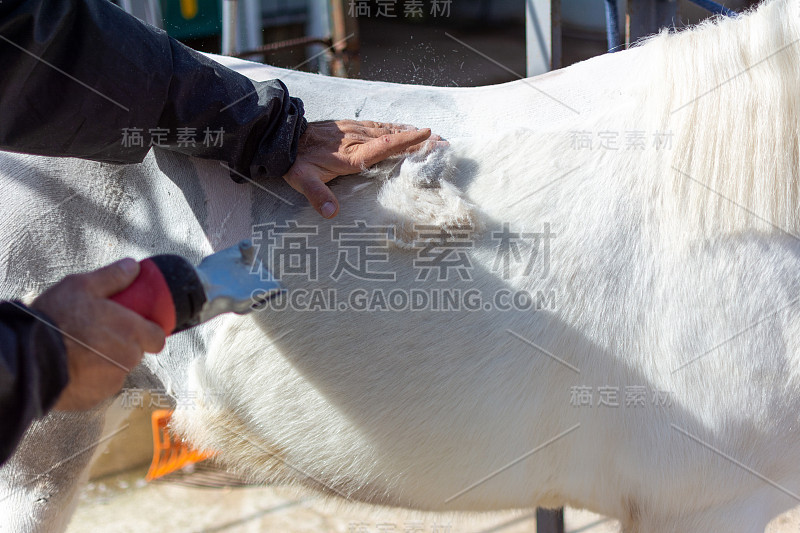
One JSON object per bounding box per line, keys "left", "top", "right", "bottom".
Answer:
{"left": 146, "top": 409, "right": 215, "bottom": 481}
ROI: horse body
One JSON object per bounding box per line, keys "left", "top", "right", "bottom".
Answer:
{"left": 3, "top": 2, "right": 800, "bottom": 531}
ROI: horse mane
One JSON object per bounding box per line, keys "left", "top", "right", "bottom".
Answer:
{"left": 375, "top": 0, "right": 800, "bottom": 246}
{"left": 633, "top": 0, "right": 800, "bottom": 240}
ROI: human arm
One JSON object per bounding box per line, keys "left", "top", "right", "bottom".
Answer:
{"left": 0, "top": 260, "right": 165, "bottom": 465}
{"left": 0, "top": 0, "right": 438, "bottom": 217}
{"left": 0, "top": 0, "right": 305, "bottom": 180}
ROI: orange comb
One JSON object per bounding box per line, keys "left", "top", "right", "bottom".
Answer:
{"left": 146, "top": 409, "right": 215, "bottom": 481}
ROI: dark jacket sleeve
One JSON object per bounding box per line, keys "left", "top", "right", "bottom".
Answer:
{"left": 0, "top": 0, "right": 307, "bottom": 180}
{"left": 0, "top": 302, "right": 68, "bottom": 465}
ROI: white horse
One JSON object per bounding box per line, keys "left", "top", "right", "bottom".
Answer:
{"left": 3, "top": 1, "right": 800, "bottom": 531}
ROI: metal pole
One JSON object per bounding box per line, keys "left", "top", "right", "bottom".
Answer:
{"left": 524, "top": 0, "right": 560, "bottom": 76}
{"left": 536, "top": 508, "right": 565, "bottom": 533}
{"left": 525, "top": 0, "right": 550, "bottom": 76}
{"left": 119, "top": 0, "right": 163, "bottom": 28}
{"left": 605, "top": 0, "right": 621, "bottom": 52}
{"left": 628, "top": 0, "right": 678, "bottom": 45}
{"left": 221, "top": 0, "right": 238, "bottom": 55}
{"left": 328, "top": 0, "right": 360, "bottom": 78}
{"left": 308, "top": 0, "right": 331, "bottom": 74}
{"left": 238, "top": 0, "right": 262, "bottom": 57}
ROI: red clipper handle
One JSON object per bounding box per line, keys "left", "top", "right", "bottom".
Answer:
{"left": 110, "top": 258, "right": 177, "bottom": 335}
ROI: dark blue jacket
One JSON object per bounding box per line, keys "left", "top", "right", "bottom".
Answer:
{"left": 0, "top": 0, "right": 308, "bottom": 464}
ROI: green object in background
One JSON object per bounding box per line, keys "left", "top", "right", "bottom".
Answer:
{"left": 159, "top": 0, "right": 222, "bottom": 40}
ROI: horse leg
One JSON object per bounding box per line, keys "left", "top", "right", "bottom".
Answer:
{"left": 628, "top": 496, "right": 775, "bottom": 533}
{"left": 0, "top": 397, "right": 131, "bottom": 532}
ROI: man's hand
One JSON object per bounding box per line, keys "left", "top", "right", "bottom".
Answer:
{"left": 283, "top": 120, "right": 442, "bottom": 218}
{"left": 31, "top": 259, "right": 166, "bottom": 411}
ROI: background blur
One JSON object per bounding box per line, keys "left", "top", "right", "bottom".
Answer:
{"left": 114, "top": 0, "right": 759, "bottom": 88}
